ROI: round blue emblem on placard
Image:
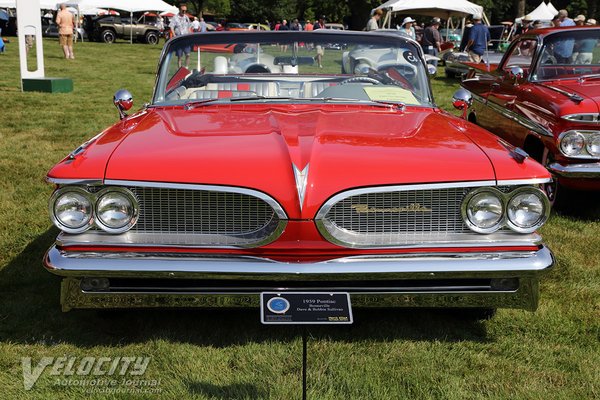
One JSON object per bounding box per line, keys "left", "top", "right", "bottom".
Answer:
{"left": 267, "top": 297, "right": 290, "bottom": 314}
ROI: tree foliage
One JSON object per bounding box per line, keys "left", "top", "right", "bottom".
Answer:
{"left": 166, "top": 0, "right": 597, "bottom": 27}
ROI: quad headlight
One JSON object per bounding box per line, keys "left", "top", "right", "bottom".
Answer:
{"left": 95, "top": 188, "right": 138, "bottom": 233}
{"left": 462, "top": 186, "right": 550, "bottom": 234}
{"left": 50, "top": 187, "right": 94, "bottom": 233}
{"left": 559, "top": 131, "right": 585, "bottom": 156}
{"left": 586, "top": 133, "right": 600, "bottom": 157}
{"left": 49, "top": 186, "right": 138, "bottom": 234}
{"left": 506, "top": 187, "right": 550, "bottom": 233}
{"left": 559, "top": 130, "right": 600, "bottom": 158}
{"left": 462, "top": 188, "right": 505, "bottom": 233}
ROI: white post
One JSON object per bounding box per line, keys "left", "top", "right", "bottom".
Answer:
{"left": 130, "top": 11, "right": 133, "bottom": 44}
{"left": 16, "top": 0, "right": 44, "bottom": 87}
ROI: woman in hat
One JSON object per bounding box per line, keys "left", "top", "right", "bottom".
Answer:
{"left": 400, "top": 17, "right": 416, "bottom": 40}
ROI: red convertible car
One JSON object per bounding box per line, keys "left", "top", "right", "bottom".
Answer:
{"left": 44, "top": 31, "right": 554, "bottom": 315}
{"left": 460, "top": 27, "right": 600, "bottom": 203}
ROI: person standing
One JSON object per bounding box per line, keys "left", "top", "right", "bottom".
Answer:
{"left": 198, "top": 17, "right": 207, "bottom": 32}
{"left": 465, "top": 14, "right": 490, "bottom": 63}
{"left": 400, "top": 17, "right": 416, "bottom": 40}
{"left": 56, "top": 3, "right": 74, "bottom": 59}
{"left": 170, "top": 4, "right": 191, "bottom": 68}
{"left": 366, "top": 9, "right": 382, "bottom": 31}
{"left": 305, "top": 20, "right": 313, "bottom": 31}
{"left": 191, "top": 17, "right": 200, "bottom": 32}
{"left": 558, "top": 9, "right": 575, "bottom": 26}
{"left": 422, "top": 18, "right": 442, "bottom": 66}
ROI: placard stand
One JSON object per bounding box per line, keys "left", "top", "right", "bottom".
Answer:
{"left": 260, "top": 292, "right": 353, "bottom": 400}
{"left": 302, "top": 328, "right": 307, "bottom": 400}
{"left": 17, "top": 0, "right": 72, "bottom": 92}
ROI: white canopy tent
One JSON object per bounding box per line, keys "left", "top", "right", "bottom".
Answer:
{"left": 547, "top": 2, "right": 558, "bottom": 16}
{"left": 375, "top": 0, "right": 489, "bottom": 28}
{"left": 518, "top": 1, "right": 555, "bottom": 22}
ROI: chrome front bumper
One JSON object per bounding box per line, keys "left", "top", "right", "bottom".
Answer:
{"left": 548, "top": 162, "right": 600, "bottom": 178}
{"left": 44, "top": 246, "right": 554, "bottom": 312}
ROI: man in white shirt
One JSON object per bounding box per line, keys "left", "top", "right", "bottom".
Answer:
{"left": 169, "top": 4, "right": 191, "bottom": 68}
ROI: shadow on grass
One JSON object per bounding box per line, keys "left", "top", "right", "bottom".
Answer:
{"left": 554, "top": 189, "right": 600, "bottom": 221}
{"left": 0, "top": 229, "right": 490, "bottom": 348}
{"left": 186, "top": 381, "right": 267, "bottom": 399}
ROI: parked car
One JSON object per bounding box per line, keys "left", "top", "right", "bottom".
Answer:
{"left": 325, "top": 23, "right": 345, "bottom": 30}
{"left": 460, "top": 26, "right": 600, "bottom": 203}
{"left": 444, "top": 25, "right": 509, "bottom": 77}
{"left": 42, "top": 21, "right": 87, "bottom": 41}
{"left": 92, "top": 15, "right": 161, "bottom": 44}
{"left": 243, "top": 23, "right": 270, "bottom": 31}
{"left": 44, "top": 30, "right": 553, "bottom": 315}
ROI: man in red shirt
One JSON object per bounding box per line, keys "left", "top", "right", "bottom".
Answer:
{"left": 56, "top": 3, "right": 74, "bottom": 59}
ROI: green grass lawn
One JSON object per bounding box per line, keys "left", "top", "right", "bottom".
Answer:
{"left": 0, "top": 38, "right": 599, "bottom": 399}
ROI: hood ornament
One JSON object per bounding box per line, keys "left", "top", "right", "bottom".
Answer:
{"left": 293, "top": 164, "right": 309, "bottom": 211}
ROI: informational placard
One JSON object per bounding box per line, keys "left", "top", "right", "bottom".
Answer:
{"left": 260, "top": 292, "right": 353, "bottom": 325}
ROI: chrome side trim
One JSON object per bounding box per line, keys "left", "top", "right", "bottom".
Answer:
{"left": 46, "top": 177, "right": 104, "bottom": 186}
{"left": 548, "top": 162, "right": 600, "bottom": 178}
{"left": 485, "top": 99, "right": 553, "bottom": 138}
{"left": 104, "top": 179, "right": 288, "bottom": 219}
{"left": 45, "top": 245, "right": 553, "bottom": 279}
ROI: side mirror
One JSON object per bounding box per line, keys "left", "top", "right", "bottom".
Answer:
{"left": 452, "top": 88, "right": 472, "bottom": 119}
{"left": 507, "top": 66, "right": 524, "bottom": 84}
{"left": 427, "top": 64, "right": 437, "bottom": 76}
{"left": 113, "top": 89, "right": 133, "bottom": 120}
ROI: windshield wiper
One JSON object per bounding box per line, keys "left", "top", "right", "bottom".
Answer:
{"left": 182, "top": 98, "right": 222, "bottom": 110}
{"left": 183, "top": 96, "right": 406, "bottom": 109}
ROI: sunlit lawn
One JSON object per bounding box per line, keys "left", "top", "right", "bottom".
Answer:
{"left": 0, "top": 37, "right": 598, "bottom": 399}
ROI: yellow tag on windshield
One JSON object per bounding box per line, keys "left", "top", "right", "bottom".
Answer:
{"left": 363, "top": 87, "right": 418, "bottom": 104}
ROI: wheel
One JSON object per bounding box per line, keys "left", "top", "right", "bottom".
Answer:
{"left": 541, "top": 147, "right": 559, "bottom": 206}
{"left": 145, "top": 31, "right": 159, "bottom": 45}
{"left": 102, "top": 29, "right": 116, "bottom": 44}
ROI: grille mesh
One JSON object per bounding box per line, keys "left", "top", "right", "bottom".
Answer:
{"left": 320, "top": 186, "right": 505, "bottom": 247}
{"left": 125, "top": 186, "right": 280, "bottom": 246}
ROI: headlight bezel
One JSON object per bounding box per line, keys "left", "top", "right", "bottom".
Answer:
{"left": 94, "top": 187, "right": 139, "bottom": 234}
{"left": 461, "top": 187, "right": 506, "bottom": 234}
{"left": 49, "top": 187, "right": 95, "bottom": 234}
{"left": 558, "top": 130, "right": 600, "bottom": 159}
{"left": 505, "top": 187, "right": 550, "bottom": 234}
{"left": 462, "top": 186, "right": 551, "bottom": 234}
{"left": 49, "top": 186, "right": 138, "bottom": 234}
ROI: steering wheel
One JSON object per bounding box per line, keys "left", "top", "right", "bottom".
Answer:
{"left": 339, "top": 76, "right": 382, "bottom": 85}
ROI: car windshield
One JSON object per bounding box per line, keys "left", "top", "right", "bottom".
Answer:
{"left": 153, "top": 31, "right": 433, "bottom": 107}
{"left": 533, "top": 29, "right": 600, "bottom": 81}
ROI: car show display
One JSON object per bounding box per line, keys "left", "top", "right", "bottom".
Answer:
{"left": 43, "top": 30, "right": 554, "bottom": 314}
{"left": 460, "top": 26, "right": 600, "bottom": 203}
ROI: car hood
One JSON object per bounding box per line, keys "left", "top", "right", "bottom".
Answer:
{"left": 544, "top": 80, "right": 600, "bottom": 114}
{"left": 52, "top": 104, "right": 548, "bottom": 219}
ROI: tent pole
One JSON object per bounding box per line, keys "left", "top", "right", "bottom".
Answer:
{"left": 130, "top": 11, "right": 133, "bottom": 44}
{"left": 445, "top": 16, "right": 450, "bottom": 41}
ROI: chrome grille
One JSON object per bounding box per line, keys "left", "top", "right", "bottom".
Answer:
{"left": 317, "top": 186, "right": 510, "bottom": 248}
{"left": 85, "top": 185, "right": 286, "bottom": 248}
